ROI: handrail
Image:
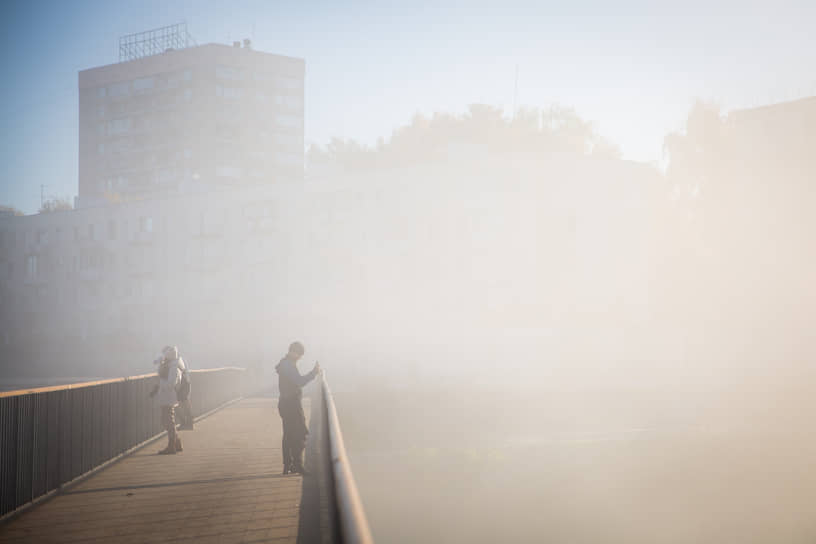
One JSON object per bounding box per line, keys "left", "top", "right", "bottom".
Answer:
{"left": 321, "top": 374, "right": 374, "bottom": 544}
{"left": 0, "top": 367, "right": 247, "bottom": 520}
{"left": 0, "top": 367, "right": 246, "bottom": 398}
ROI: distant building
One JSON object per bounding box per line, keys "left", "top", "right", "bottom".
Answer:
{"left": 730, "top": 96, "right": 816, "bottom": 171}
{"left": 0, "top": 150, "right": 663, "bottom": 378}
{"left": 78, "top": 42, "right": 305, "bottom": 208}
{"left": 0, "top": 185, "right": 298, "bottom": 376}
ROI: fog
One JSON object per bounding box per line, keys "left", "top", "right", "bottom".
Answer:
{"left": 2, "top": 4, "right": 816, "bottom": 542}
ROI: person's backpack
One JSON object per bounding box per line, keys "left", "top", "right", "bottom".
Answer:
{"left": 158, "top": 359, "right": 171, "bottom": 380}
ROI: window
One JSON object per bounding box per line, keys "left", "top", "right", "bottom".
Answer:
{"left": 88, "top": 224, "right": 95, "bottom": 241}
{"left": 276, "top": 76, "right": 302, "bottom": 90}
{"left": 26, "top": 255, "right": 38, "bottom": 278}
{"left": 108, "top": 139, "right": 132, "bottom": 153}
{"left": 216, "top": 165, "right": 243, "bottom": 178}
{"left": 107, "top": 220, "right": 117, "bottom": 241}
{"left": 216, "top": 86, "right": 243, "bottom": 100}
{"left": 97, "top": 143, "right": 105, "bottom": 155}
{"left": 96, "top": 86, "right": 107, "bottom": 98}
{"left": 216, "top": 123, "right": 240, "bottom": 141}
{"left": 154, "top": 169, "right": 175, "bottom": 183}
{"left": 276, "top": 95, "right": 302, "bottom": 109}
{"left": 276, "top": 114, "right": 300, "bottom": 128}
{"left": 133, "top": 77, "right": 154, "bottom": 91}
{"left": 108, "top": 117, "right": 131, "bottom": 135}
{"left": 273, "top": 133, "right": 300, "bottom": 146}
{"left": 275, "top": 152, "right": 303, "bottom": 166}
{"left": 108, "top": 81, "right": 129, "bottom": 97}
{"left": 216, "top": 65, "right": 243, "bottom": 80}
{"left": 139, "top": 216, "right": 153, "bottom": 233}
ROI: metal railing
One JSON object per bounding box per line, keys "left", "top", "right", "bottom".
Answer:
{"left": 317, "top": 374, "right": 374, "bottom": 544}
{"left": 0, "top": 367, "right": 245, "bottom": 520}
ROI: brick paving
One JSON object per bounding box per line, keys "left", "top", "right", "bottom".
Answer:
{"left": 0, "top": 397, "right": 308, "bottom": 543}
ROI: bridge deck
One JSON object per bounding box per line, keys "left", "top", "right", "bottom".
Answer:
{"left": 0, "top": 397, "right": 308, "bottom": 543}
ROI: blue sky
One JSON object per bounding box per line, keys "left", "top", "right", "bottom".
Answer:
{"left": 2, "top": 0, "right": 815, "bottom": 213}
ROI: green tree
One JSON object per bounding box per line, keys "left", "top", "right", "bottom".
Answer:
{"left": 307, "top": 103, "right": 622, "bottom": 173}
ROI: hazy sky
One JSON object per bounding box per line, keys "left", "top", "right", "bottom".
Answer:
{"left": 1, "top": 0, "right": 815, "bottom": 213}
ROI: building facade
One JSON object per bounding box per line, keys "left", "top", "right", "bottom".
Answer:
{"left": 78, "top": 42, "right": 305, "bottom": 208}
{"left": 1, "top": 150, "right": 664, "bottom": 382}
{"left": 0, "top": 185, "right": 304, "bottom": 377}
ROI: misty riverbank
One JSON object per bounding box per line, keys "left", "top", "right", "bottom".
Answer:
{"left": 334, "top": 386, "right": 816, "bottom": 544}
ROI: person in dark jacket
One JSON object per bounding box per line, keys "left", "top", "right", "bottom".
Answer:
{"left": 276, "top": 341, "right": 320, "bottom": 474}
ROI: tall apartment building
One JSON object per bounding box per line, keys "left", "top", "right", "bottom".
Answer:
{"left": 78, "top": 40, "right": 305, "bottom": 208}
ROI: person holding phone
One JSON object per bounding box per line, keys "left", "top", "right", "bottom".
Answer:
{"left": 275, "top": 341, "right": 320, "bottom": 474}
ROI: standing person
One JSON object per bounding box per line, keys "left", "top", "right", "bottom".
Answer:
{"left": 174, "top": 350, "right": 194, "bottom": 430}
{"left": 276, "top": 341, "right": 320, "bottom": 474}
{"left": 149, "top": 346, "right": 184, "bottom": 454}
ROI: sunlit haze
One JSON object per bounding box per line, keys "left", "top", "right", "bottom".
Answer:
{"left": 1, "top": 2, "right": 816, "bottom": 543}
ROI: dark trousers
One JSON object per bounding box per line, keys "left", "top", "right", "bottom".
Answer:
{"left": 161, "top": 405, "right": 177, "bottom": 449}
{"left": 278, "top": 397, "right": 308, "bottom": 469}
{"left": 176, "top": 381, "right": 192, "bottom": 427}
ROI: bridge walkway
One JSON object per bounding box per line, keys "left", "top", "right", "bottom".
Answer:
{"left": 0, "top": 397, "right": 312, "bottom": 544}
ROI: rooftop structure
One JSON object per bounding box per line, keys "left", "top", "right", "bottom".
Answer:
{"left": 118, "top": 22, "right": 195, "bottom": 62}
